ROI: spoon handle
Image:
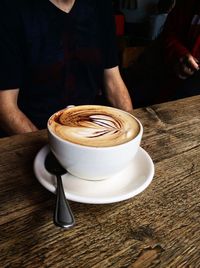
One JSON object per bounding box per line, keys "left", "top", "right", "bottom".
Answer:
{"left": 54, "top": 175, "right": 75, "bottom": 228}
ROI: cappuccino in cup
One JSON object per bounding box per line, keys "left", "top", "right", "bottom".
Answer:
{"left": 48, "top": 105, "right": 143, "bottom": 180}
{"left": 48, "top": 105, "right": 140, "bottom": 147}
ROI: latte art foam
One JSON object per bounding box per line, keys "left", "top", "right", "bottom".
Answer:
{"left": 48, "top": 105, "right": 140, "bottom": 147}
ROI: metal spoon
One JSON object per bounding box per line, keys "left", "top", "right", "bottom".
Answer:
{"left": 45, "top": 151, "right": 75, "bottom": 229}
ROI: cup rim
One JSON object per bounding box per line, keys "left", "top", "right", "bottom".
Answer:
{"left": 47, "top": 106, "right": 143, "bottom": 150}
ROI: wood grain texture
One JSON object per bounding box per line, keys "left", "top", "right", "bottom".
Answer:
{"left": 0, "top": 96, "right": 200, "bottom": 268}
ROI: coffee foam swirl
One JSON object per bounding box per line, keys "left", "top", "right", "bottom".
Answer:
{"left": 49, "top": 106, "right": 140, "bottom": 147}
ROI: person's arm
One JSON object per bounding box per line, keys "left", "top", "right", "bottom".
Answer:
{"left": 103, "top": 66, "right": 133, "bottom": 113}
{"left": 162, "top": 0, "right": 199, "bottom": 78}
{"left": 96, "top": 1, "right": 133, "bottom": 112}
{"left": 0, "top": 89, "right": 38, "bottom": 135}
{"left": 162, "top": 1, "right": 192, "bottom": 63}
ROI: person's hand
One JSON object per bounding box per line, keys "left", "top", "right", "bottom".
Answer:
{"left": 174, "top": 54, "right": 199, "bottom": 79}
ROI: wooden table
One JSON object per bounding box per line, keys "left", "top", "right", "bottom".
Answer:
{"left": 1, "top": 95, "right": 200, "bottom": 268}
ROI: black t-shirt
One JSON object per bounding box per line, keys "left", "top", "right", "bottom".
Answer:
{"left": 0, "top": 0, "right": 118, "bottom": 131}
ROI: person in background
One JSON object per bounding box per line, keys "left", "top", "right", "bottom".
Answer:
{"left": 122, "top": 0, "right": 176, "bottom": 108}
{"left": 124, "top": 0, "right": 200, "bottom": 108}
{"left": 161, "top": 0, "right": 200, "bottom": 99}
{"left": 0, "top": 0, "right": 133, "bottom": 137}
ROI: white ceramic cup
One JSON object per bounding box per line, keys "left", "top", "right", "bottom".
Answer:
{"left": 47, "top": 105, "right": 143, "bottom": 180}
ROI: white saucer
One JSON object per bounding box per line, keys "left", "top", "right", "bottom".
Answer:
{"left": 33, "top": 145, "right": 154, "bottom": 204}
